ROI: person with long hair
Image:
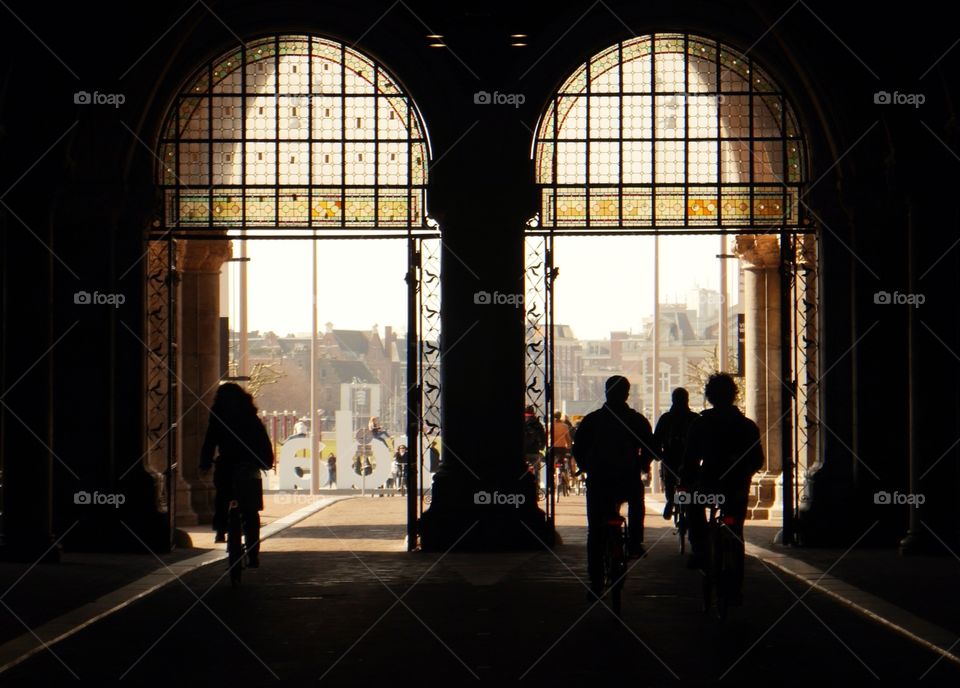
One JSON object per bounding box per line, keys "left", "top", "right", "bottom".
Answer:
{"left": 199, "top": 383, "right": 274, "bottom": 566}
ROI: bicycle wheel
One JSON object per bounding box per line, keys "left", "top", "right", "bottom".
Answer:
{"left": 674, "top": 508, "right": 686, "bottom": 555}
{"left": 227, "top": 501, "right": 243, "bottom": 587}
{"left": 605, "top": 521, "right": 627, "bottom": 616}
{"left": 702, "top": 521, "right": 719, "bottom": 616}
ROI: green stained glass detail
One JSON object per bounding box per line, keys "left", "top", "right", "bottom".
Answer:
{"left": 278, "top": 189, "right": 310, "bottom": 225}
{"left": 654, "top": 34, "right": 686, "bottom": 54}
{"left": 312, "top": 38, "right": 342, "bottom": 64}
{"left": 719, "top": 47, "right": 750, "bottom": 90}
{"left": 211, "top": 49, "right": 243, "bottom": 90}
{"left": 589, "top": 45, "right": 620, "bottom": 93}
{"left": 752, "top": 65, "right": 776, "bottom": 92}
{"left": 377, "top": 70, "right": 401, "bottom": 95}
{"left": 557, "top": 64, "right": 587, "bottom": 95}
{"left": 278, "top": 38, "right": 309, "bottom": 56}
{"left": 621, "top": 36, "right": 653, "bottom": 63}
{"left": 187, "top": 70, "right": 209, "bottom": 95}
{"left": 246, "top": 38, "right": 276, "bottom": 64}
{"left": 344, "top": 49, "right": 375, "bottom": 93}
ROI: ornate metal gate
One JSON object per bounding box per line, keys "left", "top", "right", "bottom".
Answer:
{"left": 524, "top": 230, "right": 556, "bottom": 529}
{"left": 144, "top": 236, "right": 178, "bottom": 548}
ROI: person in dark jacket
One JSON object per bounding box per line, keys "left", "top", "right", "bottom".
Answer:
{"left": 682, "top": 373, "right": 764, "bottom": 600}
{"left": 573, "top": 375, "right": 655, "bottom": 597}
{"left": 654, "top": 387, "right": 699, "bottom": 519}
{"left": 200, "top": 383, "right": 274, "bottom": 566}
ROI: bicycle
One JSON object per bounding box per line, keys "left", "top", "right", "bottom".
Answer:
{"left": 226, "top": 498, "right": 246, "bottom": 586}
{"left": 701, "top": 505, "right": 742, "bottom": 620}
{"left": 672, "top": 487, "right": 689, "bottom": 555}
{"left": 601, "top": 512, "right": 629, "bottom": 616}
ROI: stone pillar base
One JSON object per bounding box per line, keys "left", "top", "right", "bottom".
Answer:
{"left": 419, "top": 467, "right": 553, "bottom": 551}
{"left": 175, "top": 481, "right": 215, "bottom": 527}
{"left": 746, "top": 472, "right": 781, "bottom": 520}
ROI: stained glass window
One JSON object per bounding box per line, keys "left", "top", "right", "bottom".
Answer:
{"left": 534, "top": 33, "right": 805, "bottom": 230}
{"left": 158, "top": 35, "right": 430, "bottom": 235}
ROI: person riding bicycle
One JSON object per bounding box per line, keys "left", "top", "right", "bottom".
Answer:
{"left": 200, "top": 383, "right": 274, "bottom": 568}
{"left": 681, "top": 373, "right": 764, "bottom": 602}
{"left": 523, "top": 406, "right": 547, "bottom": 489}
{"left": 654, "top": 387, "right": 699, "bottom": 520}
{"left": 572, "top": 375, "right": 655, "bottom": 599}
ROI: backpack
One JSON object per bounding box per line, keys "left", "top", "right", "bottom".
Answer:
{"left": 662, "top": 410, "right": 694, "bottom": 464}
{"left": 524, "top": 416, "right": 546, "bottom": 454}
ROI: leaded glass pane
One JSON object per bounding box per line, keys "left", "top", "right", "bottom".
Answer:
{"left": 534, "top": 32, "right": 805, "bottom": 230}
{"left": 158, "top": 34, "right": 429, "bottom": 233}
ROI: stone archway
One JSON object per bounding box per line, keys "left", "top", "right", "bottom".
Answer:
{"left": 528, "top": 32, "right": 816, "bottom": 530}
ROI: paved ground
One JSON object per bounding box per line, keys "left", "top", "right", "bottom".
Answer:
{"left": 2, "top": 495, "right": 959, "bottom": 684}
{"left": 0, "top": 492, "right": 329, "bottom": 645}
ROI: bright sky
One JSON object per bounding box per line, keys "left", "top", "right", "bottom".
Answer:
{"left": 234, "top": 234, "right": 739, "bottom": 341}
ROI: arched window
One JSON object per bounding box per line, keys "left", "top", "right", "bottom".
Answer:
{"left": 534, "top": 33, "right": 805, "bottom": 230}
{"left": 157, "top": 35, "right": 430, "bottom": 234}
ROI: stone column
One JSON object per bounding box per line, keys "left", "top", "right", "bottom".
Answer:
{"left": 734, "top": 235, "right": 781, "bottom": 517}
{"left": 176, "top": 239, "right": 232, "bottom": 526}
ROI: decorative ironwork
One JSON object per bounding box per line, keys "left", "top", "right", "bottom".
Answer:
{"left": 418, "top": 235, "right": 442, "bottom": 517}
{"left": 792, "top": 232, "right": 819, "bottom": 509}
{"left": 534, "top": 33, "right": 806, "bottom": 233}
{"left": 144, "top": 238, "right": 177, "bottom": 518}
{"left": 524, "top": 234, "right": 550, "bottom": 417}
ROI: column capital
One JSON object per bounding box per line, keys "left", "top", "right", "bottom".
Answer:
{"left": 179, "top": 238, "right": 232, "bottom": 273}
{"left": 734, "top": 234, "right": 780, "bottom": 269}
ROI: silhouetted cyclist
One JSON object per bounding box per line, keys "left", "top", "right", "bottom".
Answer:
{"left": 682, "top": 373, "right": 764, "bottom": 602}
{"left": 200, "top": 383, "right": 274, "bottom": 567}
{"left": 654, "top": 387, "right": 699, "bottom": 519}
{"left": 573, "top": 375, "right": 655, "bottom": 598}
